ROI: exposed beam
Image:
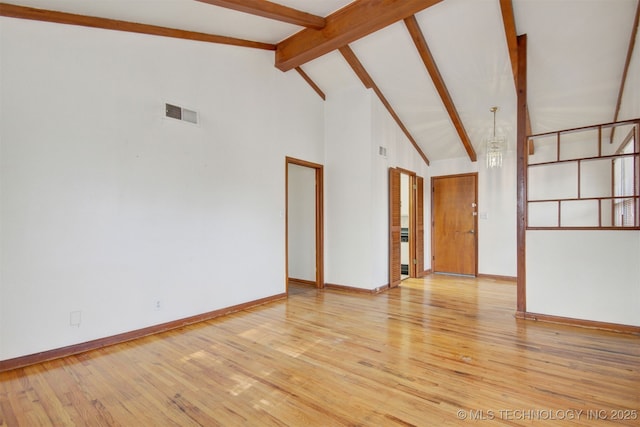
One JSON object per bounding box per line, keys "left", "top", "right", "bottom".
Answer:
{"left": 276, "top": 0, "right": 443, "bottom": 72}
{"left": 516, "top": 34, "right": 528, "bottom": 314}
{"left": 339, "top": 45, "right": 430, "bottom": 166}
{"left": 404, "top": 16, "right": 477, "bottom": 162}
{"left": 526, "top": 108, "right": 534, "bottom": 155}
{"left": 610, "top": 0, "right": 640, "bottom": 143}
{"left": 196, "top": 0, "right": 325, "bottom": 30}
{"left": 499, "top": 0, "right": 534, "bottom": 154}
{"left": 339, "top": 46, "right": 374, "bottom": 90}
{"left": 294, "top": 67, "right": 326, "bottom": 100}
{"left": 499, "top": 0, "right": 519, "bottom": 83}
{"left": 0, "top": 3, "right": 275, "bottom": 50}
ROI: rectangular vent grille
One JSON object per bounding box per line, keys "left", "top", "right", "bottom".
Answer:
{"left": 165, "top": 103, "right": 198, "bottom": 124}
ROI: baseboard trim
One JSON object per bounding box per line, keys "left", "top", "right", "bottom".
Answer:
{"left": 477, "top": 274, "right": 517, "bottom": 282}
{"left": 0, "top": 293, "right": 287, "bottom": 373}
{"left": 287, "top": 277, "right": 317, "bottom": 287}
{"left": 516, "top": 311, "right": 640, "bottom": 335}
{"left": 324, "top": 283, "right": 390, "bottom": 295}
{"left": 422, "top": 269, "right": 432, "bottom": 276}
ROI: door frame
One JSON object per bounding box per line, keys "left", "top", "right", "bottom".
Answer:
{"left": 430, "top": 172, "right": 478, "bottom": 276}
{"left": 389, "top": 167, "right": 424, "bottom": 287}
{"left": 285, "top": 157, "right": 324, "bottom": 292}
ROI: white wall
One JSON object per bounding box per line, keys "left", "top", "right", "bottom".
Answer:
{"left": 618, "top": 27, "right": 639, "bottom": 122}
{"left": 524, "top": 26, "right": 640, "bottom": 326}
{"left": 287, "top": 164, "right": 316, "bottom": 282}
{"left": 324, "top": 86, "right": 429, "bottom": 289}
{"left": 324, "top": 86, "right": 374, "bottom": 288}
{"left": 527, "top": 231, "right": 640, "bottom": 326}
{"left": 429, "top": 151, "right": 517, "bottom": 277}
{"left": 0, "top": 18, "right": 324, "bottom": 360}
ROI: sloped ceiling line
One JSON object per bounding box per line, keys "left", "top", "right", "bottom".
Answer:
{"left": 404, "top": 15, "right": 477, "bottom": 162}
{"left": 195, "top": 0, "right": 326, "bottom": 30}
{"left": 610, "top": 0, "right": 640, "bottom": 143}
{"left": 338, "top": 45, "right": 374, "bottom": 89}
{"left": 339, "top": 45, "right": 431, "bottom": 165}
{"left": 499, "top": 0, "right": 518, "bottom": 83}
{"left": 294, "top": 67, "right": 326, "bottom": 100}
{"left": 0, "top": 3, "right": 275, "bottom": 50}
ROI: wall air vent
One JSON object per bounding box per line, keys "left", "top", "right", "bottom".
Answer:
{"left": 165, "top": 103, "right": 198, "bottom": 124}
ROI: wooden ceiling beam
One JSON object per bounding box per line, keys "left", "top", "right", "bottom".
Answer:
{"left": 404, "top": 15, "right": 477, "bottom": 162}
{"left": 295, "top": 67, "right": 326, "bottom": 100}
{"left": 610, "top": 0, "right": 640, "bottom": 143}
{"left": 195, "top": 0, "right": 325, "bottom": 30}
{"left": 499, "top": 0, "right": 534, "bottom": 154}
{"left": 339, "top": 46, "right": 430, "bottom": 165}
{"left": 499, "top": 0, "right": 519, "bottom": 84}
{"left": 0, "top": 3, "right": 275, "bottom": 50}
{"left": 276, "top": 0, "right": 443, "bottom": 72}
{"left": 339, "top": 46, "right": 374, "bottom": 90}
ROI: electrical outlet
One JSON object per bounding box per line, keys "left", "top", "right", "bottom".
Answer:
{"left": 155, "top": 300, "right": 161, "bottom": 311}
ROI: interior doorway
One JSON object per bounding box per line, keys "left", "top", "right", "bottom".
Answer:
{"left": 286, "top": 157, "right": 324, "bottom": 292}
{"left": 400, "top": 173, "right": 410, "bottom": 280}
{"left": 389, "top": 168, "right": 424, "bottom": 287}
{"left": 431, "top": 173, "right": 478, "bottom": 276}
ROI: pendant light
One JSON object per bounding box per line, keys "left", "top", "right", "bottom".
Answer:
{"left": 485, "top": 106, "right": 506, "bottom": 169}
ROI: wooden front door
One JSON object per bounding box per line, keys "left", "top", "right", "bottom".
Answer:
{"left": 432, "top": 173, "right": 477, "bottom": 276}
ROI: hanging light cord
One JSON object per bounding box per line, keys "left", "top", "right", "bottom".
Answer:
{"left": 491, "top": 106, "right": 498, "bottom": 139}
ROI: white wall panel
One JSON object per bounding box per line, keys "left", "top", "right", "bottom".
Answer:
{"left": 527, "top": 230, "right": 640, "bottom": 326}
{"left": 0, "top": 18, "right": 324, "bottom": 360}
{"left": 324, "top": 87, "right": 373, "bottom": 288}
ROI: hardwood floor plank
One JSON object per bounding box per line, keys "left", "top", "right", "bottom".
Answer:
{"left": 1, "top": 275, "right": 638, "bottom": 426}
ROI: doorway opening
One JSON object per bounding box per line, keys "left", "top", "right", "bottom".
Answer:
{"left": 431, "top": 173, "right": 478, "bottom": 276}
{"left": 286, "top": 157, "right": 324, "bottom": 293}
{"left": 389, "top": 168, "right": 424, "bottom": 287}
{"left": 400, "top": 173, "right": 411, "bottom": 280}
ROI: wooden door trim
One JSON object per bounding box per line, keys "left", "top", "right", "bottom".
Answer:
{"left": 389, "top": 167, "right": 424, "bottom": 284}
{"left": 409, "top": 173, "right": 417, "bottom": 278}
{"left": 286, "top": 157, "right": 324, "bottom": 291}
{"left": 397, "top": 169, "right": 418, "bottom": 278}
{"left": 389, "top": 168, "right": 402, "bottom": 287}
{"left": 396, "top": 167, "right": 417, "bottom": 176}
{"left": 431, "top": 172, "right": 478, "bottom": 276}
{"left": 413, "top": 175, "right": 425, "bottom": 277}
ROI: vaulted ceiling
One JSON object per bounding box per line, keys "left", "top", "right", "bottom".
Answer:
{"left": 2, "top": 0, "right": 638, "bottom": 164}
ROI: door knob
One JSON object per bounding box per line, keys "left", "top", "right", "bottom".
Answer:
{"left": 469, "top": 230, "right": 475, "bottom": 234}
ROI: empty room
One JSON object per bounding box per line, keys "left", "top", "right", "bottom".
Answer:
{"left": 1, "top": 0, "right": 639, "bottom": 425}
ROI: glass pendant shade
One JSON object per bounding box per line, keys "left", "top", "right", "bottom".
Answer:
{"left": 485, "top": 106, "right": 505, "bottom": 169}
{"left": 486, "top": 135, "right": 506, "bottom": 168}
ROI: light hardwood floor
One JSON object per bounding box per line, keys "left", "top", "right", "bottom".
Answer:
{"left": 1, "top": 275, "right": 638, "bottom": 426}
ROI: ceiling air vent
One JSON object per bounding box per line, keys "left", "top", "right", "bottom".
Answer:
{"left": 165, "top": 103, "right": 198, "bottom": 124}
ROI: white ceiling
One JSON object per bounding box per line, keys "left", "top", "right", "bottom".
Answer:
{"left": 3, "top": 0, "right": 638, "bottom": 162}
